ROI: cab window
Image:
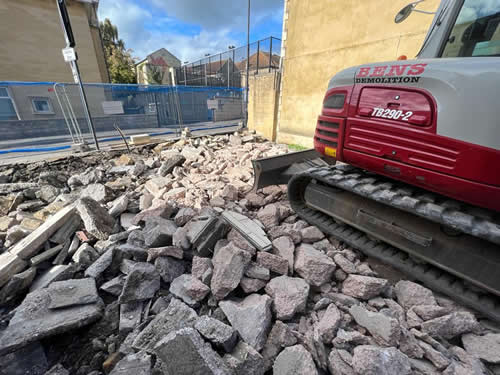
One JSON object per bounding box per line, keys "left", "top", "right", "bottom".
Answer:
{"left": 442, "top": 0, "right": 500, "bottom": 57}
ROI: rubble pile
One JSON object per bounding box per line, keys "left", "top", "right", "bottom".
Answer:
{"left": 0, "top": 132, "right": 499, "bottom": 375}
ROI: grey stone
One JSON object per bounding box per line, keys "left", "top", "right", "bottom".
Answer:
{"left": 418, "top": 340, "right": 451, "bottom": 370}
{"left": 0, "top": 288, "right": 102, "bottom": 356}
{"left": 77, "top": 197, "right": 115, "bottom": 240}
{"left": 409, "top": 359, "right": 440, "bottom": 375}
{"left": 72, "top": 243, "right": 99, "bottom": 268}
{"left": 187, "top": 216, "right": 228, "bottom": 257}
{"left": 268, "top": 224, "right": 301, "bottom": 244}
{"left": 0, "top": 252, "right": 27, "bottom": 289}
{"left": 147, "top": 246, "right": 183, "bottom": 262}
{"left": 257, "top": 204, "right": 280, "bottom": 228}
{"left": 44, "top": 364, "right": 70, "bottom": 375}
{"left": 219, "top": 294, "right": 272, "bottom": 351}
{"left": 68, "top": 168, "right": 104, "bottom": 188}
{"left": 333, "top": 254, "right": 357, "bottom": 274}
{"left": 342, "top": 275, "right": 388, "bottom": 300}
{"left": 261, "top": 320, "right": 297, "bottom": 371}
{"left": 133, "top": 298, "right": 198, "bottom": 351}
{"left": 109, "top": 352, "right": 151, "bottom": 375}
{"left": 300, "top": 226, "right": 325, "bottom": 243}
{"left": 119, "top": 302, "right": 143, "bottom": 334}
{"left": 170, "top": 274, "right": 210, "bottom": 306}
{"left": 155, "top": 256, "right": 185, "bottom": 283}
{"left": 314, "top": 297, "right": 333, "bottom": 311}
{"left": 119, "top": 262, "right": 160, "bottom": 304}
{"left": 442, "top": 346, "right": 490, "bottom": 375}
{"left": 328, "top": 348, "right": 355, "bottom": 375}
{"left": 240, "top": 277, "right": 267, "bottom": 293}
{"left": 172, "top": 226, "right": 191, "bottom": 251}
{"left": 271, "top": 236, "right": 295, "bottom": 273}
{"left": 294, "top": 244, "right": 336, "bottom": 286}
{"left": 221, "top": 211, "right": 272, "bottom": 252}
{"left": 47, "top": 278, "right": 98, "bottom": 309}
{"left": 84, "top": 248, "right": 114, "bottom": 279}
{"left": 317, "top": 303, "right": 342, "bottom": 343}
{"left": 0, "top": 342, "right": 48, "bottom": 375}
{"left": 101, "top": 275, "right": 125, "bottom": 296}
{"left": 144, "top": 218, "right": 177, "bottom": 247}
{"left": 332, "top": 328, "right": 371, "bottom": 348}
{"left": 36, "top": 185, "right": 60, "bottom": 204}
{"left": 412, "top": 304, "right": 449, "bottom": 321}
{"left": 158, "top": 154, "right": 185, "bottom": 176}
{"left": 174, "top": 207, "right": 196, "bottom": 227}
{"left": 211, "top": 242, "right": 251, "bottom": 300}
{"left": 0, "top": 267, "right": 36, "bottom": 303}
{"left": 132, "top": 203, "right": 176, "bottom": 225}
{"left": 421, "top": 311, "right": 480, "bottom": 339}
{"left": 154, "top": 328, "right": 232, "bottom": 375}
{"left": 245, "top": 262, "right": 270, "bottom": 280}
{"left": 265, "top": 275, "right": 309, "bottom": 320}
{"left": 195, "top": 315, "right": 237, "bottom": 352}
{"left": 30, "top": 264, "right": 75, "bottom": 291}
{"left": 273, "top": 345, "right": 318, "bottom": 375}
{"left": 462, "top": 333, "right": 500, "bottom": 364}
{"left": 191, "top": 256, "right": 213, "bottom": 284}
{"left": 395, "top": 280, "right": 437, "bottom": 310}
{"left": 227, "top": 228, "right": 257, "bottom": 255}
{"left": 151, "top": 296, "right": 169, "bottom": 314}
{"left": 109, "top": 195, "right": 129, "bottom": 217}
{"left": 328, "top": 292, "right": 361, "bottom": 307}
{"left": 349, "top": 304, "right": 401, "bottom": 346}
{"left": 256, "top": 251, "right": 288, "bottom": 275}
{"left": 223, "top": 341, "right": 265, "bottom": 375}
{"left": 399, "top": 328, "right": 425, "bottom": 359}
{"left": 352, "top": 345, "right": 411, "bottom": 375}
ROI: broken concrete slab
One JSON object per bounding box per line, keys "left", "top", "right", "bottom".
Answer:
{"left": 421, "top": 311, "right": 481, "bottom": 339}
{"left": 47, "top": 278, "right": 98, "bottom": 309}
{"left": 219, "top": 294, "right": 272, "bottom": 351}
{"left": 352, "top": 345, "right": 411, "bottom": 375}
{"left": 119, "top": 302, "right": 143, "bottom": 334}
{"left": 154, "top": 327, "right": 232, "bottom": 375}
{"left": 317, "top": 303, "right": 342, "bottom": 343}
{"left": 211, "top": 242, "right": 251, "bottom": 300}
{"left": 256, "top": 251, "right": 288, "bottom": 275}
{"left": 77, "top": 198, "right": 115, "bottom": 240}
{"left": 328, "top": 348, "right": 355, "bottom": 375}
{"left": 395, "top": 280, "right": 437, "bottom": 310}
{"left": 0, "top": 288, "right": 102, "bottom": 356}
{"left": 108, "top": 195, "right": 129, "bottom": 218}
{"left": 194, "top": 315, "right": 238, "bottom": 352}
{"left": 273, "top": 345, "right": 318, "bottom": 375}
{"left": 462, "top": 333, "right": 500, "bottom": 364}
{"left": 244, "top": 262, "right": 270, "bottom": 280}
{"left": 29, "top": 243, "right": 64, "bottom": 266}
{"left": 222, "top": 210, "right": 272, "bottom": 251}
{"left": 300, "top": 226, "right": 325, "bottom": 243}
{"left": 154, "top": 256, "right": 185, "bottom": 283}
{"left": 265, "top": 275, "right": 309, "bottom": 320}
{"left": 100, "top": 275, "right": 125, "bottom": 296}
{"left": 223, "top": 340, "right": 265, "bottom": 375}
{"left": 72, "top": 243, "right": 99, "bottom": 268}
{"left": 294, "top": 244, "right": 336, "bottom": 286}
{"left": 271, "top": 236, "right": 294, "bottom": 273}
{"left": 342, "top": 275, "right": 389, "bottom": 300}
{"left": 188, "top": 216, "right": 228, "bottom": 257}
{"left": 84, "top": 247, "right": 114, "bottom": 279}
{"left": 147, "top": 246, "right": 183, "bottom": 262}
{"left": 240, "top": 277, "right": 267, "bottom": 293}
{"left": 119, "top": 262, "right": 160, "bottom": 304}
{"left": 191, "top": 256, "right": 213, "bottom": 284}
{"left": 0, "top": 267, "right": 36, "bottom": 303}
{"left": 169, "top": 274, "right": 210, "bottom": 306}
{"left": 109, "top": 352, "right": 151, "bottom": 375}
{"left": 29, "top": 264, "right": 75, "bottom": 291}
{"left": 143, "top": 218, "right": 177, "bottom": 247}
{"left": 0, "top": 252, "right": 27, "bottom": 288}
{"left": 133, "top": 298, "right": 198, "bottom": 352}
{"left": 349, "top": 304, "right": 401, "bottom": 346}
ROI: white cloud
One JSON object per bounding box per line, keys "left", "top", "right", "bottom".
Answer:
{"left": 98, "top": 0, "right": 282, "bottom": 63}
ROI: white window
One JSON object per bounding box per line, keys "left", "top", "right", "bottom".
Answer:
{"left": 0, "top": 87, "right": 19, "bottom": 121}
{"left": 31, "top": 97, "right": 54, "bottom": 114}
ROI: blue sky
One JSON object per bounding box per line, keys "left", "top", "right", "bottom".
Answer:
{"left": 98, "top": 0, "right": 284, "bottom": 63}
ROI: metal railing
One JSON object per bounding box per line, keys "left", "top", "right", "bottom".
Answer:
{"left": 175, "top": 36, "right": 281, "bottom": 87}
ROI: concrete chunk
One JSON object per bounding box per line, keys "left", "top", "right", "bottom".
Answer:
{"left": 169, "top": 274, "right": 210, "bottom": 306}
{"left": 0, "top": 342, "right": 48, "bottom": 375}
{"left": 0, "top": 252, "right": 27, "bottom": 289}
{"left": 0, "top": 267, "right": 36, "bottom": 303}
{"left": 154, "top": 256, "right": 185, "bottom": 283}
{"left": 462, "top": 333, "right": 500, "bottom": 364}
{"left": 395, "top": 280, "right": 437, "bottom": 310}
{"left": 223, "top": 341, "right": 265, "bottom": 375}
{"left": 77, "top": 197, "right": 115, "bottom": 240}
{"left": 342, "top": 275, "right": 388, "bottom": 300}
{"left": 352, "top": 345, "right": 411, "bottom": 375}
{"left": 30, "top": 265, "right": 75, "bottom": 291}
{"left": 119, "top": 262, "right": 160, "bottom": 304}
{"left": 273, "top": 345, "right": 318, "bottom": 375}
{"left": 47, "top": 278, "right": 98, "bottom": 309}
{"left": 349, "top": 304, "right": 401, "bottom": 346}
{"left": 222, "top": 211, "right": 272, "bottom": 251}
{"left": 84, "top": 247, "right": 114, "bottom": 279}
{"left": 294, "top": 244, "right": 335, "bottom": 286}
{"left": 265, "top": 275, "right": 309, "bottom": 320}
{"left": 109, "top": 352, "right": 151, "bottom": 375}
{"left": 154, "top": 328, "right": 232, "bottom": 375}
{"left": 421, "top": 312, "right": 480, "bottom": 339}
{"left": 0, "top": 288, "right": 102, "bottom": 356}
{"left": 317, "top": 303, "right": 342, "bottom": 343}
{"left": 195, "top": 315, "right": 238, "bottom": 352}
{"left": 256, "top": 252, "right": 288, "bottom": 275}
{"left": 272, "top": 236, "right": 294, "bottom": 273}
{"left": 119, "top": 302, "right": 143, "bottom": 334}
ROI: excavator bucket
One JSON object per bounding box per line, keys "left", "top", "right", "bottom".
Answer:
{"left": 251, "top": 149, "right": 329, "bottom": 191}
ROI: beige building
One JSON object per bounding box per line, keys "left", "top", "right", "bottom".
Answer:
{"left": 0, "top": 0, "right": 109, "bottom": 83}
{"left": 136, "top": 48, "right": 181, "bottom": 85}
{"left": 257, "top": 0, "right": 440, "bottom": 146}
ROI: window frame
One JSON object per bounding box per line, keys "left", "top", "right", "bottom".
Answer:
{"left": 30, "top": 96, "right": 55, "bottom": 115}
{"left": 0, "top": 86, "right": 20, "bottom": 121}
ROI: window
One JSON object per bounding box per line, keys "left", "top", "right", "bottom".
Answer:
{"left": 0, "top": 87, "right": 19, "bottom": 121}
{"left": 442, "top": 0, "right": 500, "bottom": 57}
{"left": 31, "top": 97, "right": 54, "bottom": 114}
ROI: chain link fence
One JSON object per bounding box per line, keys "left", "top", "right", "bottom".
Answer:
{"left": 175, "top": 37, "right": 281, "bottom": 87}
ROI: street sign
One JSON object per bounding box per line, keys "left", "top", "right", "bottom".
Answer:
{"left": 62, "top": 47, "right": 77, "bottom": 62}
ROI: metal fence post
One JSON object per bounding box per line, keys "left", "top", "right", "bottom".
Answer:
{"left": 269, "top": 37, "right": 273, "bottom": 72}
{"left": 256, "top": 40, "right": 260, "bottom": 75}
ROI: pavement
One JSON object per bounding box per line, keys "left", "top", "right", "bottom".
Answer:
{"left": 0, "top": 120, "right": 242, "bottom": 165}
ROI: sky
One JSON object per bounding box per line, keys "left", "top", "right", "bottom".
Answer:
{"left": 97, "top": 0, "right": 284, "bottom": 64}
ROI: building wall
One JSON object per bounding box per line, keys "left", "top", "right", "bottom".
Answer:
{"left": 277, "top": 0, "right": 440, "bottom": 147}
{"left": 0, "top": 0, "right": 108, "bottom": 83}
{"left": 248, "top": 71, "right": 280, "bottom": 141}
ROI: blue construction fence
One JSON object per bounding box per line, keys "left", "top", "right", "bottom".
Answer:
{"left": 0, "top": 81, "right": 244, "bottom": 150}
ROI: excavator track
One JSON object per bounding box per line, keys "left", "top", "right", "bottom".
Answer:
{"left": 287, "top": 165, "right": 500, "bottom": 323}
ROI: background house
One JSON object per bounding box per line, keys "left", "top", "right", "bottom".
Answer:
{"left": 136, "top": 48, "right": 181, "bottom": 85}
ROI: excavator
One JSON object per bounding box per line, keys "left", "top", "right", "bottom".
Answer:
{"left": 252, "top": 0, "right": 500, "bottom": 322}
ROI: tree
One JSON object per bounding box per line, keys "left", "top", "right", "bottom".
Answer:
{"left": 100, "top": 18, "right": 136, "bottom": 84}
{"left": 146, "top": 64, "right": 166, "bottom": 85}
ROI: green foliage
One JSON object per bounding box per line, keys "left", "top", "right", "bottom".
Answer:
{"left": 100, "top": 18, "right": 137, "bottom": 84}
{"left": 146, "top": 65, "right": 165, "bottom": 85}
{"left": 288, "top": 144, "right": 308, "bottom": 151}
